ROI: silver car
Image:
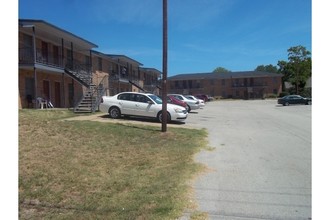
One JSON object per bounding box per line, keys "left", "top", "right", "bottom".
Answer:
{"left": 99, "top": 92, "right": 188, "bottom": 122}
{"left": 184, "top": 95, "right": 205, "bottom": 108}
{"left": 168, "top": 94, "right": 200, "bottom": 112}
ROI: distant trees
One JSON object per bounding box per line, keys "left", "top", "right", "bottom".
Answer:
{"left": 277, "top": 45, "right": 311, "bottom": 95}
{"left": 254, "top": 45, "right": 311, "bottom": 96}
{"left": 254, "top": 64, "right": 278, "bottom": 73}
{"left": 213, "top": 67, "right": 231, "bottom": 73}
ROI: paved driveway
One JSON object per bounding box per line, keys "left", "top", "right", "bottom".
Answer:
{"left": 183, "top": 100, "right": 311, "bottom": 220}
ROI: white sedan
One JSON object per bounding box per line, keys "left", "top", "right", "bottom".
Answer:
{"left": 99, "top": 92, "right": 188, "bottom": 123}
{"left": 168, "top": 94, "right": 200, "bottom": 112}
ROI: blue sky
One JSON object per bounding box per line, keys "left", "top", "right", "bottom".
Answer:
{"left": 18, "top": 0, "right": 311, "bottom": 76}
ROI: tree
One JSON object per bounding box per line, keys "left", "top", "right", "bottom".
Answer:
{"left": 213, "top": 67, "right": 231, "bottom": 73}
{"left": 255, "top": 64, "right": 278, "bottom": 73}
{"left": 277, "top": 45, "right": 311, "bottom": 94}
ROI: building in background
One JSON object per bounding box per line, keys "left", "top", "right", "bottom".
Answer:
{"left": 168, "top": 71, "right": 283, "bottom": 99}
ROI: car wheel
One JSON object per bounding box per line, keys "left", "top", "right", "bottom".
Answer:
{"left": 284, "top": 102, "right": 289, "bottom": 106}
{"left": 109, "top": 107, "right": 121, "bottom": 119}
{"left": 307, "top": 100, "right": 311, "bottom": 105}
{"left": 157, "top": 111, "right": 171, "bottom": 123}
{"left": 187, "top": 105, "right": 191, "bottom": 112}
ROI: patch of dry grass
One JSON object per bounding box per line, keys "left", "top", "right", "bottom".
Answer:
{"left": 19, "top": 110, "right": 208, "bottom": 219}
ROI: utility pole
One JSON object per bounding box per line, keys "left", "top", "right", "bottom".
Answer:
{"left": 161, "top": 0, "right": 168, "bottom": 132}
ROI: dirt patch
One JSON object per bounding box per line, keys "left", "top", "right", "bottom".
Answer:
{"left": 63, "top": 112, "right": 191, "bottom": 128}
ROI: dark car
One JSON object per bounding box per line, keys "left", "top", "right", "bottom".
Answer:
{"left": 277, "top": 95, "right": 312, "bottom": 106}
{"left": 167, "top": 95, "right": 188, "bottom": 110}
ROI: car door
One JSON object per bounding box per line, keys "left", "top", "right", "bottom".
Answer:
{"left": 296, "top": 96, "right": 305, "bottom": 104}
{"left": 291, "top": 95, "right": 300, "bottom": 104}
{"left": 117, "top": 93, "right": 136, "bottom": 115}
{"left": 134, "top": 94, "right": 157, "bottom": 117}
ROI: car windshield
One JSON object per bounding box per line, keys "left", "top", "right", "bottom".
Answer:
{"left": 148, "top": 94, "right": 162, "bottom": 104}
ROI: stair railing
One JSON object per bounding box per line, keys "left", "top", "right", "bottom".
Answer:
{"left": 90, "top": 75, "right": 108, "bottom": 112}
{"left": 65, "top": 59, "right": 92, "bottom": 86}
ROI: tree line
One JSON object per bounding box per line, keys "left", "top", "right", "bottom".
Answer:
{"left": 213, "top": 45, "right": 312, "bottom": 97}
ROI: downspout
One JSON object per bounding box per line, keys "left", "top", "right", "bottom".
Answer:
{"left": 62, "top": 73, "right": 65, "bottom": 107}
{"left": 61, "top": 39, "right": 65, "bottom": 107}
{"left": 70, "top": 42, "right": 74, "bottom": 68}
{"left": 32, "top": 26, "right": 38, "bottom": 109}
{"left": 118, "top": 59, "right": 120, "bottom": 92}
{"left": 90, "top": 50, "right": 93, "bottom": 86}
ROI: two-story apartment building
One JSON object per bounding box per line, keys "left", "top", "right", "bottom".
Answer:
{"left": 107, "top": 54, "right": 143, "bottom": 94}
{"left": 19, "top": 19, "right": 162, "bottom": 112}
{"left": 19, "top": 19, "right": 99, "bottom": 111}
{"left": 168, "top": 71, "right": 283, "bottom": 99}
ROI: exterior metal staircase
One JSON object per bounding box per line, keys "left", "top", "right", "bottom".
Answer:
{"left": 64, "top": 60, "right": 106, "bottom": 113}
{"left": 73, "top": 83, "right": 105, "bottom": 113}
{"left": 129, "top": 80, "right": 146, "bottom": 92}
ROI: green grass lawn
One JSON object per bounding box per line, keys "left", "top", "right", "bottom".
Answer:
{"left": 19, "top": 109, "right": 209, "bottom": 219}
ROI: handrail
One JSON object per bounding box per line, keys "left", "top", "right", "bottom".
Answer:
{"left": 19, "top": 47, "right": 64, "bottom": 67}
{"left": 64, "top": 59, "right": 92, "bottom": 87}
{"left": 91, "top": 75, "right": 108, "bottom": 112}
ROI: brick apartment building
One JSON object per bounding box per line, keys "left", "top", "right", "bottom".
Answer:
{"left": 168, "top": 71, "right": 283, "bottom": 99}
{"left": 18, "top": 19, "right": 161, "bottom": 112}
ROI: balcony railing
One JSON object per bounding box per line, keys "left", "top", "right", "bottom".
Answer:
{"left": 19, "top": 47, "right": 63, "bottom": 68}
{"left": 110, "top": 73, "right": 141, "bottom": 82}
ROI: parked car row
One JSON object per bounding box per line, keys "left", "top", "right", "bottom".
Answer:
{"left": 167, "top": 94, "right": 201, "bottom": 112}
{"left": 99, "top": 92, "right": 206, "bottom": 123}
{"left": 194, "top": 94, "right": 213, "bottom": 102}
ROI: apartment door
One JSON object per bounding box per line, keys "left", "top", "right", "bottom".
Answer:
{"left": 25, "top": 77, "right": 34, "bottom": 107}
{"left": 68, "top": 83, "right": 74, "bottom": 107}
{"left": 54, "top": 82, "right": 61, "bottom": 107}
{"left": 41, "top": 41, "right": 48, "bottom": 63}
{"left": 53, "top": 45, "right": 59, "bottom": 66}
{"left": 43, "top": 80, "right": 50, "bottom": 100}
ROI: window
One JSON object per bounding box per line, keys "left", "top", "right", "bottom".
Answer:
{"left": 222, "top": 79, "right": 226, "bottom": 86}
{"left": 85, "top": 55, "right": 90, "bottom": 65}
{"left": 136, "top": 94, "right": 150, "bottom": 103}
{"left": 118, "top": 93, "right": 130, "bottom": 100}
{"left": 188, "top": 80, "right": 192, "bottom": 88}
{"left": 196, "top": 80, "right": 200, "bottom": 88}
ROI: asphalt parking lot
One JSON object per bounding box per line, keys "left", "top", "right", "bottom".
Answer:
{"left": 182, "top": 99, "right": 311, "bottom": 220}
{"left": 69, "top": 99, "right": 311, "bottom": 219}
